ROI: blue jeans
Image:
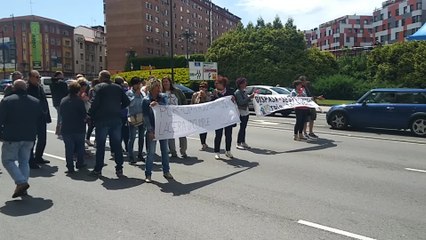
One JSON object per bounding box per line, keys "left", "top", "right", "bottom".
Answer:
{"left": 94, "top": 120, "right": 123, "bottom": 172}
{"left": 128, "top": 124, "right": 147, "bottom": 161}
{"left": 62, "top": 134, "right": 85, "bottom": 171}
{"left": 145, "top": 138, "right": 170, "bottom": 177}
{"left": 2, "top": 141, "right": 34, "bottom": 185}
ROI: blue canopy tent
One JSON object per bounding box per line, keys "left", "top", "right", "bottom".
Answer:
{"left": 407, "top": 23, "right": 426, "bottom": 41}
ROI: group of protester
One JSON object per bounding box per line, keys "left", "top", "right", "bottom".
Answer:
{"left": 0, "top": 69, "right": 270, "bottom": 198}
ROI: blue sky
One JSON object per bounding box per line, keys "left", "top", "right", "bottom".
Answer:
{"left": 1, "top": 0, "right": 384, "bottom": 30}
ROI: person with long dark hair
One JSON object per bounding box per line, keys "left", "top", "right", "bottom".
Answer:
{"left": 211, "top": 76, "right": 235, "bottom": 160}
{"left": 234, "top": 77, "right": 255, "bottom": 150}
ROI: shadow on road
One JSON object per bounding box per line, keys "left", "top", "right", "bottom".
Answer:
{"left": 246, "top": 148, "right": 287, "bottom": 156}
{"left": 30, "top": 165, "right": 58, "bottom": 178}
{"left": 152, "top": 164, "right": 258, "bottom": 196}
{"left": 219, "top": 158, "right": 260, "bottom": 168}
{"left": 67, "top": 169, "right": 98, "bottom": 182}
{"left": 170, "top": 156, "right": 204, "bottom": 166}
{"left": 284, "top": 138, "right": 337, "bottom": 153}
{"left": 99, "top": 175, "right": 145, "bottom": 190}
{"left": 0, "top": 195, "right": 53, "bottom": 217}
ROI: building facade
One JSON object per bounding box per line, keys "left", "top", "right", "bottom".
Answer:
{"left": 104, "top": 0, "right": 241, "bottom": 73}
{"left": 372, "top": 0, "right": 426, "bottom": 44}
{"left": 304, "top": 15, "right": 374, "bottom": 51}
{"left": 74, "top": 26, "right": 107, "bottom": 77}
{"left": 0, "top": 15, "right": 74, "bottom": 77}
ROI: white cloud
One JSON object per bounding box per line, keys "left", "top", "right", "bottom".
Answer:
{"left": 236, "top": 0, "right": 385, "bottom": 29}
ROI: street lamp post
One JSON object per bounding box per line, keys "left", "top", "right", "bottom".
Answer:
{"left": 180, "top": 29, "right": 195, "bottom": 67}
{"left": 169, "top": 0, "right": 175, "bottom": 82}
{"left": 1, "top": 31, "right": 6, "bottom": 79}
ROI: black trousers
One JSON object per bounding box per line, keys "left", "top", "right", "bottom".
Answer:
{"left": 86, "top": 120, "right": 95, "bottom": 140}
{"left": 29, "top": 121, "right": 47, "bottom": 164}
{"left": 294, "top": 108, "right": 310, "bottom": 135}
{"left": 214, "top": 126, "right": 233, "bottom": 153}
{"left": 200, "top": 133, "right": 207, "bottom": 145}
{"left": 237, "top": 115, "right": 249, "bottom": 144}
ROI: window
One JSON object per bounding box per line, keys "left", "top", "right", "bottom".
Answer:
{"left": 356, "top": 19, "right": 360, "bottom": 24}
{"left": 364, "top": 92, "right": 396, "bottom": 104}
{"left": 395, "top": 21, "right": 399, "bottom": 27}
{"left": 396, "top": 8, "right": 399, "bottom": 16}
{"left": 50, "top": 38, "right": 56, "bottom": 45}
{"left": 99, "top": 56, "right": 103, "bottom": 62}
{"left": 410, "top": 4, "right": 414, "bottom": 12}
{"left": 22, "top": 23, "right": 27, "bottom": 31}
{"left": 417, "top": 2, "right": 422, "bottom": 10}
{"left": 401, "top": 19, "right": 405, "bottom": 26}
{"left": 64, "top": 40, "right": 71, "bottom": 46}
{"left": 79, "top": 42, "right": 83, "bottom": 49}
{"left": 395, "top": 32, "right": 399, "bottom": 40}
{"left": 388, "top": 11, "right": 392, "bottom": 18}
{"left": 65, "top": 51, "right": 71, "bottom": 58}
{"left": 394, "top": 93, "right": 426, "bottom": 104}
{"left": 346, "top": 36, "right": 350, "bottom": 42}
{"left": 255, "top": 88, "right": 272, "bottom": 95}
{"left": 403, "top": 6, "right": 407, "bottom": 14}
{"left": 80, "top": 53, "right": 84, "bottom": 60}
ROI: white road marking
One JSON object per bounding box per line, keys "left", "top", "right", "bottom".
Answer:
{"left": 297, "top": 220, "right": 376, "bottom": 240}
{"left": 43, "top": 153, "right": 66, "bottom": 161}
{"left": 405, "top": 168, "right": 426, "bottom": 173}
{"left": 251, "top": 120, "right": 280, "bottom": 126}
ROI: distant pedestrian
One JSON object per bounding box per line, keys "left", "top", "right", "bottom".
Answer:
{"left": 85, "top": 79, "right": 100, "bottom": 146}
{"left": 3, "top": 71, "right": 23, "bottom": 97}
{"left": 59, "top": 81, "right": 87, "bottom": 174}
{"left": 291, "top": 80, "right": 309, "bottom": 141}
{"left": 161, "top": 76, "right": 188, "bottom": 158}
{"left": 234, "top": 77, "right": 255, "bottom": 150}
{"left": 0, "top": 80, "right": 43, "bottom": 198}
{"left": 115, "top": 76, "right": 130, "bottom": 154}
{"left": 191, "top": 81, "right": 211, "bottom": 151}
{"left": 27, "top": 70, "right": 52, "bottom": 169}
{"left": 50, "top": 71, "right": 69, "bottom": 138}
{"left": 142, "top": 78, "right": 173, "bottom": 182}
{"left": 126, "top": 77, "right": 147, "bottom": 164}
{"left": 88, "top": 70, "right": 130, "bottom": 177}
{"left": 212, "top": 76, "right": 236, "bottom": 160}
{"left": 299, "top": 76, "right": 323, "bottom": 139}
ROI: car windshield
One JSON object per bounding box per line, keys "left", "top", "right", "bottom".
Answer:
{"left": 174, "top": 84, "right": 194, "bottom": 93}
{"left": 271, "top": 87, "right": 290, "bottom": 94}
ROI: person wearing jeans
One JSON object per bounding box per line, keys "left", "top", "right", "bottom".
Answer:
{"left": 127, "top": 77, "right": 147, "bottom": 163}
{"left": 60, "top": 81, "right": 87, "bottom": 173}
{"left": 142, "top": 78, "right": 173, "bottom": 183}
{"left": 0, "top": 80, "right": 42, "bottom": 198}
{"left": 291, "top": 80, "right": 310, "bottom": 141}
{"left": 88, "top": 70, "right": 130, "bottom": 177}
{"left": 234, "top": 77, "right": 255, "bottom": 150}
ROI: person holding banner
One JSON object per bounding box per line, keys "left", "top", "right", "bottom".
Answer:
{"left": 234, "top": 77, "right": 255, "bottom": 150}
{"left": 211, "top": 76, "right": 236, "bottom": 160}
{"left": 291, "top": 80, "right": 310, "bottom": 141}
{"left": 142, "top": 78, "right": 173, "bottom": 182}
{"left": 161, "top": 77, "right": 188, "bottom": 158}
{"left": 191, "top": 81, "right": 212, "bottom": 151}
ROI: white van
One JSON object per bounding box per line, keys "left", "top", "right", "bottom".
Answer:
{"left": 40, "top": 76, "right": 52, "bottom": 95}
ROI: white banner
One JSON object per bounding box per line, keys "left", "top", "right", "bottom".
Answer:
{"left": 153, "top": 96, "right": 240, "bottom": 140}
{"left": 253, "top": 95, "right": 321, "bottom": 116}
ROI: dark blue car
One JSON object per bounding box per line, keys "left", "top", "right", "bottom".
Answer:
{"left": 0, "top": 79, "right": 12, "bottom": 92}
{"left": 327, "top": 89, "right": 426, "bottom": 137}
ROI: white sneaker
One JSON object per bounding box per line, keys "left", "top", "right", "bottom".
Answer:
{"left": 215, "top": 154, "right": 221, "bottom": 160}
{"left": 225, "top": 151, "right": 234, "bottom": 158}
{"left": 145, "top": 176, "right": 152, "bottom": 183}
{"left": 236, "top": 144, "right": 246, "bottom": 150}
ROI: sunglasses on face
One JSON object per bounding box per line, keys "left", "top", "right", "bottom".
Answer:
{"left": 200, "top": 86, "right": 207, "bottom": 89}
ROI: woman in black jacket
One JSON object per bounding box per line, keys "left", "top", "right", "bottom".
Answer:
{"left": 211, "top": 76, "right": 235, "bottom": 160}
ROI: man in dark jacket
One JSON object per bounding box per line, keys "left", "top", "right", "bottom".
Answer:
{"left": 27, "top": 70, "right": 52, "bottom": 169}
{"left": 60, "top": 80, "right": 87, "bottom": 174}
{"left": 88, "top": 70, "right": 130, "bottom": 177}
{"left": 3, "top": 71, "right": 23, "bottom": 97}
{"left": 0, "top": 80, "right": 43, "bottom": 198}
{"left": 50, "top": 71, "right": 68, "bottom": 137}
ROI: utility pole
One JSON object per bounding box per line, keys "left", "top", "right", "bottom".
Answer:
{"left": 11, "top": 14, "right": 17, "bottom": 71}
{"left": 1, "top": 31, "right": 6, "bottom": 79}
{"left": 169, "top": 0, "right": 175, "bottom": 82}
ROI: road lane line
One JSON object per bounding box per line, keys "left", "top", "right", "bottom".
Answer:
{"left": 405, "top": 168, "right": 426, "bottom": 173}
{"left": 297, "top": 220, "right": 376, "bottom": 240}
{"left": 44, "top": 153, "right": 66, "bottom": 161}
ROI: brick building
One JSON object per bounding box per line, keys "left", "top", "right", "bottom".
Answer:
{"left": 104, "top": 0, "right": 241, "bottom": 73}
{"left": 0, "top": 15, "right": 74, "bottom": 77}
{"left": 74, "top": 26, "right": 107, "bottom": 77}
{"left": 372, "top": 0, "right": 426, "bottom": 44}
{"left": 304, "top": 15, "right": 374, "bottom": 51}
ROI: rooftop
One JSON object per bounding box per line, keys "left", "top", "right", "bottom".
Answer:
{"left": 0, "top": 15, "right": 73, "bottom": 28}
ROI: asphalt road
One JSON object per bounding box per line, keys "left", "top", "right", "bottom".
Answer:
{"left": 0, "top": 97, "right": 425, "bottom": 240}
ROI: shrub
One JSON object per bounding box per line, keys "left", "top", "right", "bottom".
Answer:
{"left": 313, "top": 74, "right": 372, "bottom": 100}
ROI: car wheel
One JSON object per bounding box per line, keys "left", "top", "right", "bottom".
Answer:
{"left": 329, "top": 112, "right": 348, "bottom": 129}
{"left": 410, "top": 117, "right": 426, "bottom": 137}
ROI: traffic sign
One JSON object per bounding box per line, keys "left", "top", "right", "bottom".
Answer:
{"left": 189, "top": 61, "right": 218, "bottom": 81}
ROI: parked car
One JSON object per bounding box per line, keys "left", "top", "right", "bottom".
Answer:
{"left": 246, "top": 85, "right": 293, "bottom": 116}
{"left": 40, "top": 77, "right": 52, "bottom": 95}
{"left": 327, "top": 88, "right": 426, "bottom": 137}
{"left": 0, "top": 79, "right": 12, "bottom": 92}
{"left": 174, "top": 84, "right": 194, "bottom": 104}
